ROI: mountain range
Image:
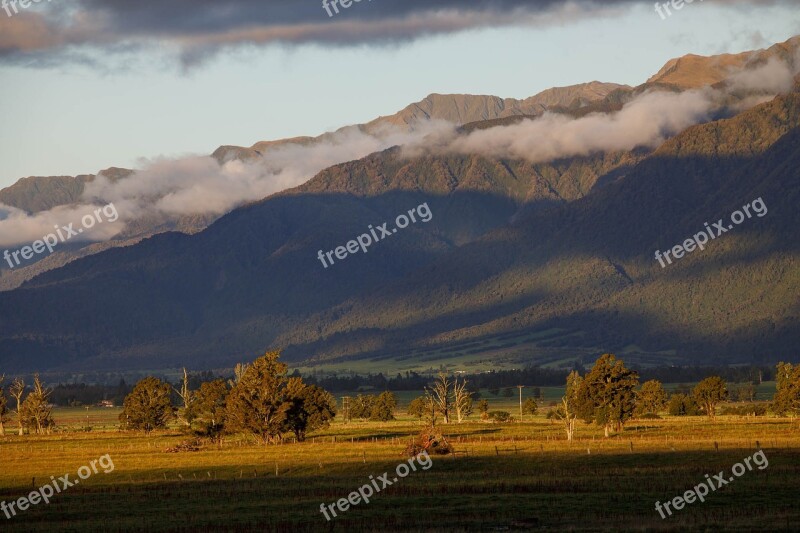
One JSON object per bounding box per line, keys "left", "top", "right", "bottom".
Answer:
{"left": 0, "top": 37, "right": 798, "bottom": 374}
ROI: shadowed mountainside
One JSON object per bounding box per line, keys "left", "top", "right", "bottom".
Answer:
{"left": 0, "top": 90, "right": 797, "bottom": 372}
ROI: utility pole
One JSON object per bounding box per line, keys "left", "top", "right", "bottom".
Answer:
{"left": 517, "top": 385, "right": 524, "bottom": 421}
{"left": 85, "top": 406, "right": 90, "bottom": 429}
{"left": 341, "top": 396, "right": 351, "bottom": 424}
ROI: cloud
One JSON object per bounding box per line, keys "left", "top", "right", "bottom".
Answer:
{"left": 0, "top": 203, "right": 124, "bottom": 248}
{"left": 728, "top": 54, "right": 799, "bottom": 93}
{"left": 81, "top": 121, "right": 450, "bottom": 218}
{"left": 0, "top": 50, "right": 795, "bottom": 250}
{"left": 430, "top": 89, "right": 714, "bottom": 162}
{"left": 414, "top": 53, "right": 800, "bottom": 164}
{"left": 4, "top": 0, "right": 785, "bottom": 68}
{"left": 0, "top": 120, "right": 454, "bottom": 248}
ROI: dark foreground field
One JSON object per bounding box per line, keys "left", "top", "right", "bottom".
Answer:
{"left": 1, "top": 413, "right": 799, "bottom": 532}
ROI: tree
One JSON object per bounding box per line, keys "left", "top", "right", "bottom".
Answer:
{"left": 772, "top": 362, "right": 800, "bottom": 416}
{"left": 551, "top": 370, "right": 582, "bottom": 442}
{"left": 741, "top": 382, "right": 757, "bottom": 402}
{"left": 370, "top": 391, "right": 397, "bottom": 422}
{"left": 284, "top": 378, "right": 337, "bottom": 440}
{"left": 407, "top": 396, "right": 427, "bottom": 419}
{"left": 575, "top": 354, "right": 639, "bottom": 437}
{"left": 228, "top": 363, "right": 249, "bottom": 388}
{"left": 9, "top": 378, "right": 25, "bottom": 436}
{"left": 522, "top": 398, "right": 538, "bottom": 415}
{"left": 635, "top": 380, "right": 668, "bottom": 415}
{"left": 20, "top": 374, "right": 54, "bottom": 435}
{"left": 0, "top": 375, "right": 7, "bottom": 436}
{"left": 477, "top": 399, "right": 490, "bottom": 420}
{"left": 121, "top": 377, "right": 174, "bottom": 433}
{"left": 453, "top": 378, "right": 473, "bottom": 423}
{"left": 173, "top": 368, "right": 196, "bottom": 429}
{"left": 226, "top": 350, "right": 290, "bottom": 444}
{"left": 191, "top": 379, "right": 229, "bottom": 440}
{"left": 693, "top": 377, "right": 728, "bottom": 420}
{"left": 501, "top": 387, "right": 514, "bottom": 398}
{"left": 350, "top": 394, "right": 376, "bottom": 421}
{"left": 408, "top": 394, "right": 437, "bottom": 425}
{"left": 488, "top": 387, "right": 500, "bottom": 397}
{"left": 428, "top": 373, "right": 452, "bottom": 424}
{"left": 667, "top": 393, "right": 702, "bottom": 416}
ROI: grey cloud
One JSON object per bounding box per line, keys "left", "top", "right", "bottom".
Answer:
{"left": 3, "top": 0, "right": 786, "bottom": 68}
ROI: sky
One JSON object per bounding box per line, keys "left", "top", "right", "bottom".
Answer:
{"left": 0, "top": 0, "right": 798, "bottom": 188}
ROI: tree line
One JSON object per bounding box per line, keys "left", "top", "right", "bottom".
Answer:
{"left": 1, "top": 354, "right": 798, "bottom": 442}
{"left": 547, "top": 354, "right": 800, "bottom": 441}
{"left": 119, "top": 350, "right": 337, "bottom": 443}
{"left": 5, "top": 363, "right": 776, "bottom": 408}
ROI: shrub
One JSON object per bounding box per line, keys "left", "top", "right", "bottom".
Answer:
{"left": 403, "top": 428, "right": 453, "bottom": 456}
{"left": 667, "top": 393, "right": 703, "bottom": 416}
{"left": 487, "top": 410, "right": 514, "bottom": 423}
{"left": 721, "top": 404, "right": 767, "bottom": 416}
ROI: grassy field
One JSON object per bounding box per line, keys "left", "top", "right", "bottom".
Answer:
{"left": 1, "top": 405, "right": 799, "bottom": 532}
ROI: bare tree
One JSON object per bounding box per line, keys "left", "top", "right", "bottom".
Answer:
{"left": 9, "top": 378, "right": 25, "bottom": 436}
{"left": 173, "top": 368, "right": 195, "bottom": 428}
{"left": 551, "top": 371, "right": 582, "bottom": 442}
{"left": 22, "top": 374, "right": 54, "bottom": 435}
{"left": 427, "top": 372, "right": 452, "bottom": 424}
{"left": 453, "top": 377, "right": 473, "bottom": 423}
{"left": 0, "top": 374, "right": 6, "bottom": 436}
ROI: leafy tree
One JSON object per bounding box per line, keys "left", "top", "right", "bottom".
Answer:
{"left": 667, "top": 393, "right": 702, "bottom": 416}
{"left": 226, "top": 350, "right": 290, "bottom": 443}
{"left": 635, "top": 380, "right": 668, "bottom": 415}
{"left": 284, "top": 378, "right": 337, "bottom": 440}
{"left": 575, "top": 354, "right": 639, "bottom": 437}
{"left": 501, "top": 387, "right": 514, "bottom": 398}
{"left": 522, "top": 398, "right": 538, "bottom": 415}
{"left": 350, "top": 394, "right": 376, "bottom": 421}
{"left": 477, "top": 399, "right": 490, "bottom": 420}
{"left": 693, "top": 377, "right": 728, "bottom": 420}
{"left": 20, "top": 374, "right": 55, "bottom": 435}
{"left": 772, "top": 362, "right": 800, "bottom": 416}
{"left": 531, "top": 387, "right": 542, "bottom": 399}
{"left": 369, "top": 391, "right": 397, "bottom": 422}
{"left": 120, "top": 377, "right": 174, "bottom": 433}
{"left": 488, "top": 387, "right": 500, "bottom": 397}
{"left": 407, "top": 396, "right": 427, "bottom": 418}
{"left": 408, "top": 395, "right": 437, "bottom": 425}
{"left": 191, "top": 379, "right": 229, "bottom": 440}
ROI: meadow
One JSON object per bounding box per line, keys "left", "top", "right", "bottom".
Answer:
{"left": 1, "top": 402, "right": 799, "bottom": 532}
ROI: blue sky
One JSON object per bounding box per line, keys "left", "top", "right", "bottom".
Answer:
{"left": 0, "top": 1, "right": 798, "bottom": 188}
